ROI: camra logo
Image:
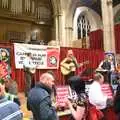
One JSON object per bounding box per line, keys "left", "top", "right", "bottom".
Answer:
{"left": 49, "top": 56, "right": 57, "bottom": 65}
{"left": 47, "top": 48, "right": 60, "bottom": 68}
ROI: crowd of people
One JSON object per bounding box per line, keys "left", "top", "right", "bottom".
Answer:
{"left": 1, "top": 49, "right": 120, "bottom": 120}
{"left": 59, "top": 50, "right": 120, "bottom": 120}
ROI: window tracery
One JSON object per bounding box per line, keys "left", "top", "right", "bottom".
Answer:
{"left": 77, "top": 14, "right": 91, "bottom": 48}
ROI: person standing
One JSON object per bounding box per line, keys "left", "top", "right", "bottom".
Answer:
{"left": 23, "top": 52, "right": 36, "bottom": 97}
{"left": 27, "top": 72, "right": 58, "bottom": 120}
{"left": 96, "top": 54, "right": 115, "bottom": 83}
{"left": 97, "top": 54, "right": 115, "bottom": 72}
{"left": 0, "top": 82, "right": 23, "bottom": 120}
{"left": 60, "top": 49, "right": 79, "bottom": 84}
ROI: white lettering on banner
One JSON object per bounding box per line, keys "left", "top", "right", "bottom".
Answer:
{"left": 14, "top": 43, "right": 60, "bottom": 69}
{"left": 56, "top": 86, "right": 69, "bottom": 107}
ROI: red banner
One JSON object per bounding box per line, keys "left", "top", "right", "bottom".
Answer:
{"left": 47, "top": 48, "right": 60, "bottom": 68}
{"left": 56, "top": 86, "right": 69, "bottom": 107}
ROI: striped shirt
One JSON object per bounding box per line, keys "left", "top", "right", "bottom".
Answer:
{"left": 0, "top": 98, "right": 23, "bottom": 120}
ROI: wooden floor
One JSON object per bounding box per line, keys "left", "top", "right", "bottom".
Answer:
{"left": 18, "top": 92, "right": 32, "bottom": 120}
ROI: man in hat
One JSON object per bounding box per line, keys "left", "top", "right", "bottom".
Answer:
{"left": 96, "top": 54, "right": 115, "bottom": 83}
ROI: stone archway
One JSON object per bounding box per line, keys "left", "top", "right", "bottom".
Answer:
{"left": 73, "top": 6, "right": 102, "bottom": 42}
{"left": 64, "top": 3, "right": 102, "bottom": 47}
{"left": 50, "top": 0, "right": 103, "bottom": 47}
{"left": 48, "top": 0, "right": 63, "bottom": 45}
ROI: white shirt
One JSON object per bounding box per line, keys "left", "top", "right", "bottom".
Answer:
{"left": 88, "top": 81, "right": 108, "bottom": 110}
{"left": 23, "top": 56, "right": 35, "bottom": 69}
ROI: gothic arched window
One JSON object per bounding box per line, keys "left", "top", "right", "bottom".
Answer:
{"left": 77, "top": 14, "right": 91, "bottom": 39}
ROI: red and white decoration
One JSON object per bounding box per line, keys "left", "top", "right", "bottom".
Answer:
{"left": 14, "top": 43, "right": 60, "bottom": 69}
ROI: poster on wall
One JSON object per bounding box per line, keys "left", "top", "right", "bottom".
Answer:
{"left": 56, "top": 86, "right": 69, "bottom": 107}
{"left": 0, "top": 48, "right": 11, "bottom": 79}
{"left": 47, "top": 47, "right": 60, "bottom": 68}
{"left": 14, "top": 43, "right": 60, "bottom": 69}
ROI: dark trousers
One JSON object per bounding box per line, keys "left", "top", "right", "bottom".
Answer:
{"left": 116, "top": 113, "right": 120, "bottom": 120}
{"left": 25, "top": 72, "right": 32, "bottom": 97}
{"left": 97, "top": 71, "right": 112, "bottom": 83}
{"left": 64, "top": 71, "right": 75, "bottom": 85}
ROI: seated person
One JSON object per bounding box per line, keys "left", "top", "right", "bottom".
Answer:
{"left": 0, "top": 82, "right": 23, "bottom": 120}
{"left": 66, "top": 75, "right": 87, "bottom": 120}
{"left": 88, "top": 73, "right": 113, "bottom": 120}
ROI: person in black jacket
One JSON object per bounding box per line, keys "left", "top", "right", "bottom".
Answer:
{"left": 66, "top": 75, "right": 87, "bottom": 120}
{"left": 114, "top": 82, "right": 120, "bottom": 120}
{"left": 27, "top": 71, "right": 58, "bottom": 120}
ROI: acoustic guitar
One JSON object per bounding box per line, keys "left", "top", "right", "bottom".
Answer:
{"left": 60, "top": 60, "right": 89, "bottom": 75}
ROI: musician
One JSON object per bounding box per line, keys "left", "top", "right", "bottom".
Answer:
{"left": 98, "top": 54, "right": 115, "bottom": 71}
{"left": 60, "top": 49, "right": 79, "bottom": 85}
{"left": 96, "top": 54, "right": 115, "bottom": 83}
{"left": 23, "top": 52, "right": 36, "bottom": 97}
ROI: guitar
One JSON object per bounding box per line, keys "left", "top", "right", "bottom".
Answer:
{"left": 60, "top": 60, "right": 89, "bottom": 75}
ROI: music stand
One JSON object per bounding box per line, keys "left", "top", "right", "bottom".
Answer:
{"left": 80, "top": 68, "right": 95, "bottom": 81}
{"left": 95, "top": 69, "right": 111, "bottom": 83}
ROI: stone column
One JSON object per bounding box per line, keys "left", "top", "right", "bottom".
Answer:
{"left": 54, "top": 14, "right": 59, "bottom": 45}
{"left": 58, "top": 14, "right": 63, "bottom": 43}
{"left": 54, "top": 13, "right": 64, "bottom": 46}
{"left": 108, "top": 0, "right": 115, "bottom": 52}
{"left": 65, "top": 27, "right": 73, "bottom": 47}
{"left": 101, "top": 0, "right": 115, "bottom": 52}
